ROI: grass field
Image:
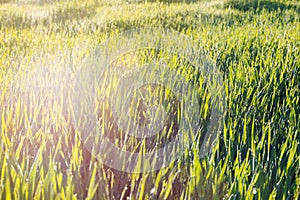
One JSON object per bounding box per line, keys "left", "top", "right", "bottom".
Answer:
{"left": 0, "top": 0, "right": 299, "bottom": 199}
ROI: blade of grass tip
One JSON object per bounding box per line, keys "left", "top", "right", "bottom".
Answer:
{"left": 86, "top": 163, "right": 99, "bottom": 200}
{"left": 219, "top": 154, "right": 229, "bottom": 184}
{"left": 132, "top": 138, "right": 144, "bottom": 169}
{"left": 138, "top": 173, "right": 148, "bottom": 200}
{"left": 286, "top": 140, "right": 297, "bottom": 171}
{"left": 154, "top": 169, "right": 162, "bottom": 195}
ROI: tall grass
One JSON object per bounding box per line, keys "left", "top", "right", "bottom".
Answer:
{"left": 0, "top": 0, "right": 299, "bottom": 199}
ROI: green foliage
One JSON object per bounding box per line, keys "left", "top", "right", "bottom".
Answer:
{"left": 0, "top": 0, "right": 299, "bottom": 199}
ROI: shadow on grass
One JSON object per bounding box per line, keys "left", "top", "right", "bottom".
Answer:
{"left": 227, "top": 0, "right": 300, "bottom": 13}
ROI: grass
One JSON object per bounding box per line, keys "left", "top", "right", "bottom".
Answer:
{"left": 0, "top": 0, "right": 299, "bottom": 199}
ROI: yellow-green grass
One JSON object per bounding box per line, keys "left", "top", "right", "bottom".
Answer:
{"left": 0, "top": 0, "right": 299, "bottom": 199}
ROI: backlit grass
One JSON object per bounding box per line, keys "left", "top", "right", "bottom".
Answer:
{"left": 0, "top": 0, "right": 299, "bottom": 199}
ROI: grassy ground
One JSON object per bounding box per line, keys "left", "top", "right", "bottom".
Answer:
{"left": 0, "top": 0, "right": 299, "bottom": 199}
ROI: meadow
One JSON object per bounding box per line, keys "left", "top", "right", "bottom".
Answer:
{"left": 0, "top": 0, "right": 299, "bottom": 199}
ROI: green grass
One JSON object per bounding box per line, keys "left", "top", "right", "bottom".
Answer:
{"left": 0, "top": 0, "right": 299, "bottom": 199}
